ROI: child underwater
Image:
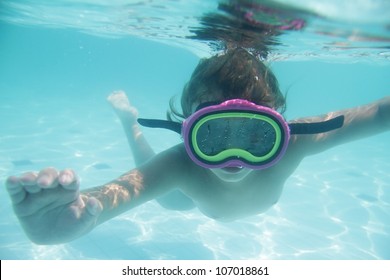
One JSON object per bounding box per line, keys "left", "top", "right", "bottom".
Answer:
{"left": 5, "top": 48, "right": 390, "bottom": 244}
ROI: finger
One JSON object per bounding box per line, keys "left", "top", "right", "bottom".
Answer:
{"left": 36, "top": 167, "right": 59, "bottom": 189}
{"left": 19, "top": 172, "right": 38, "bottom": 186}
{"left": 5, "top": 176, "right": 22, "bottom": 194}
{"left": 66, "top": 196, "right": 102, "bottom": 234}
{"left": 19, "top": 172, "right": 41, "bottom": 194}
{"left": 5, "top": 176, "right": 27, "bottom": 204}
{"left": 58, "top": 169, "right": 79, "bottom": 190}
{"left": 86, "top": 197, "right": 103, "bottom": 216}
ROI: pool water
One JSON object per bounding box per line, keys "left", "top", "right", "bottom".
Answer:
{"left": 1, "top": 1, "right": 390, "bottom": 260}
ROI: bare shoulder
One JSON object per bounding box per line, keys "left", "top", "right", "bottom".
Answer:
{"left": 137, "top": 143, "right": 192, "bottom": 185}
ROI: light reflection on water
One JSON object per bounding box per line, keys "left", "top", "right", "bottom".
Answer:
{"left": 0, "top": 0, "right": 389, "bottom": 62}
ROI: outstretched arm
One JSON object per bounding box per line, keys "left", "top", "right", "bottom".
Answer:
{"left": 108, "top": 91, "right": 155, "bottom": 165}
{"left": 84, "top": 145, "right": 187, "bottom": 225}
{"left": 5, "top": 145, "right": 187, "bottom": 245}
{"left": 291, "top": 96, "right": 390, "bottom": 156}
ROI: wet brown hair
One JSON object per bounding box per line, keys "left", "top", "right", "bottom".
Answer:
{"left": 168, "top": 48, "right": 285, "bottom": 121}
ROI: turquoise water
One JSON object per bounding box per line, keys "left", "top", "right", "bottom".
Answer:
{"left": 1, "top": 1, "right": 390, "bottom": 260}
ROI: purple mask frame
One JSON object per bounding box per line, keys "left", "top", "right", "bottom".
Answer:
{"left": 181, "top": 99, "right": 291, "bottom": 169}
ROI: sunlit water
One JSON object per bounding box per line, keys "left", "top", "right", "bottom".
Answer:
{"left": 0, "top": 0, "right": 389, "bottom": 260}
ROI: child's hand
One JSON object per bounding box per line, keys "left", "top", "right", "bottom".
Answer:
{"left": 5, "top": 167, "right": 102, "bottom": 244}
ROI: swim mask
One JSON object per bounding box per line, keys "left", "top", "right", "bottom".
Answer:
{"left": 138, "top": 99, "right": 344, "bottom": 169}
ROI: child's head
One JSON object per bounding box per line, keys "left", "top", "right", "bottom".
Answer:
{"left": 166, "top": 48, "right": 286, "bottom": 182}
{"left": 169, "top": 48, "right": 285, "bottom": 120}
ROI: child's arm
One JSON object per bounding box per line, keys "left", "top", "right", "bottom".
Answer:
{"left": 108, "top": 91, "right": 155, "bottom": 165}
{"left": 89, "top": 146, "right": 188, "bottom": 225}
{"left": 5, "top": 145, "right": 187, "bottom": 245}
{"left": 291, "top": 96, "right": 390, "bottom": 156}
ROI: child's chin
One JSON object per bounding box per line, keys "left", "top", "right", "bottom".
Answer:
{"left": 210, "top": 167, "right": 252, "bottom": 182}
